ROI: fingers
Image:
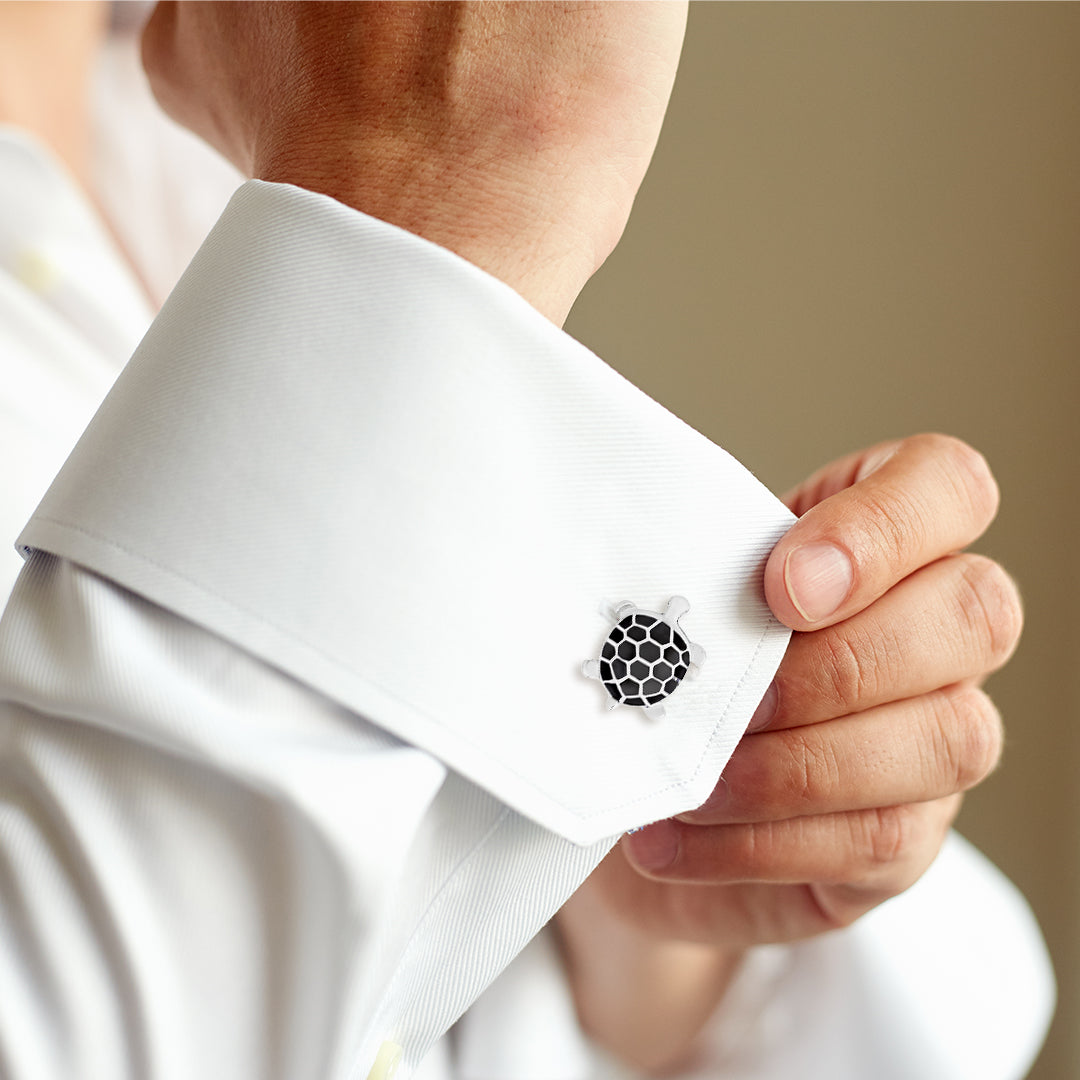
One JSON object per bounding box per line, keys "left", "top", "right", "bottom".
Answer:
{"left": 679, "top": 685, "right": 1001, "bottom": 826}
{"left": 595, "top": 434, "right": 1010, "bottom": 952}
{"left": 780, "top": 439, "right": 902, "bottom": 517}
{"left": 764, "top": 434, "right": 1000, "bottom": 631}
{"left": 625, "top": 795, "right": 961, "bottom": 896}
{"left": 757, "top": 552, "right": 1023, "bottom": 732}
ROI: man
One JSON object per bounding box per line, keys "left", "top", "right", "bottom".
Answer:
{"left": 0, "top": 3, "right": 1052, "bottom": 1077}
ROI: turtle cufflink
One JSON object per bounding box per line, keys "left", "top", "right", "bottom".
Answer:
{"left": 582, "top": 596, "right": 706, "bottom": 719}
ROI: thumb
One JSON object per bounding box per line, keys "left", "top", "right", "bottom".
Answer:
{"left": 764, "top": 434, "right": 999, "bottom": 631}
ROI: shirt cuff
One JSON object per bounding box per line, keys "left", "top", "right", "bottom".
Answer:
{"left": 19, "top": 179, "right": 793, "bottom": 844}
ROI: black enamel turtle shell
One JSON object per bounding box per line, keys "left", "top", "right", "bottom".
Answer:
{"left": 598, "top": 612, "right": 690, "bottom": 707}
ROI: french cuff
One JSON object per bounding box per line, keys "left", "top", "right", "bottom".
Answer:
{"left": 18, "top": 180, "right": 793, "bottom": 846}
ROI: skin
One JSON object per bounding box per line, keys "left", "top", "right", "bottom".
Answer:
{"left": 0, "top": 0, "right": 108, "bottom": 187}
{"left": 558, "top": 434, "right": 1016, "bottom": 1069}
{"left": 91, "top": 4, "right": 1024, "bottom": 1072}
{"left": 141, "top": 0, "right": 689, "bottom": 326}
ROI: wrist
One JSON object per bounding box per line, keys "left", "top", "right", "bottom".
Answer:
{"left": 255, "top": 132, "right": 596, "bottom": 326}
{"left": 556, "top": 879, "right": 743, "bottom": 1073}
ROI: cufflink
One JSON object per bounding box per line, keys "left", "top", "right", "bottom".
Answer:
{"left": 582, "top": 596, "right": 705, "bottom": 719}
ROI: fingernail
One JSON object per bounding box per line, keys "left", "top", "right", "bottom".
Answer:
{"left": 746, "top": 681, "right": 778, "bottom": 733}
{"left": 784, "top": 543, "right": 853, "bottom": 622}
{"left": 624, "top": 819, "right": 679, "bottom": 871}
{"left": 853, "top": 442, "right": 901, "bottom": 483}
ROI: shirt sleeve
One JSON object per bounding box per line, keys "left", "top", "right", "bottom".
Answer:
{"left": 454, "top": 836, "right": 1053, "bottom": 1080}
{"left": 684, "top": 832, "right": 1054, "bottom": 1080}
{"left": 0, "top": 554, "right": 615, "bottom": 1080}
{"left": 2, "top": 180, "right": 794, "bottom": 1079}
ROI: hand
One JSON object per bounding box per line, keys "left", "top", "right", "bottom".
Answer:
{"left": 558, "top": 434, "right": 1021, "bottom": 1070}
{"left": 140, "top": 0, "right": 687, "bottom": 323}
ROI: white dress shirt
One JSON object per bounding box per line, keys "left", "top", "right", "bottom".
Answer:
{"left": 0, "top": 36, "right": 1055, "bottom": 1080}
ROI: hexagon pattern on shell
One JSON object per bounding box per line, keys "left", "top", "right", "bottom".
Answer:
{"left": 582, "top": 597, "right": 706, "bottom": 719}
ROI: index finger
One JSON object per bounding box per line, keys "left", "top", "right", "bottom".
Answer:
{"left": 764, "top": 434, "right": 1000, "bottom": 631}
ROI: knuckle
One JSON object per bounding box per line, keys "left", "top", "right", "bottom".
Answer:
{"left": 939, "top": 688, "right": 1004, "bottom": 791}
{"left": 814, "top": 623, "right": 901, "bottom": 714}
{"left": 818, "top": 803, "right": 956, "bottom": 926}
{"left": 720, "top": 823, "right": 775, "bottom": 878}
{"left": 817, "top": 630, "right": 870, "bottom": 712}
{"left": 852, "top": 435, "right": 999, "bottom": 571}
{"left": 954, "top": 554, "right": 1024, "bottom": 669}
{"left": 862, "top": 805, "right": 918, "bottom": 868}
{"left": 783, "top": 732, "right": 841, "bottom": 814}
{"left": 855, "top": 489, "right": 922, "bottom": 572}
{"left": 813, "top": 881, "right": 904, "bottom": 932}
{"left": 807, "top": 883, "right": 867, "bottom": 932}
{"left": 922, "top": 433, "right": 1000, "bottom": 529}
{"left": 851, "top": 470, "right": 937, "bottom": 574}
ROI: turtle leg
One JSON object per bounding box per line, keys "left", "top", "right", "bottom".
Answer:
{"left": 689, "top": 643, "right": 706, "bottom": 671}
{"left": 582, "top": 659, "right": 601, "bottom": 679}
{"left": 664, "top": 595, "right": 690, "bottom": 622}
{"left": 613, "top": 601, "right": 637, "bottom": 620}
{"left": 643, "top": 703, "right": 666, "bottom": 720}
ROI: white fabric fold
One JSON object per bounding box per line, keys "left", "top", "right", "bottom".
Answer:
{"left": 19, "top": 180, "right": 793, "bottom": 844}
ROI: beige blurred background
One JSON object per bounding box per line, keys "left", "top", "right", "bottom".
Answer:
{"left": 566, "top": 3, "right": 1080, "bottom": 1077}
